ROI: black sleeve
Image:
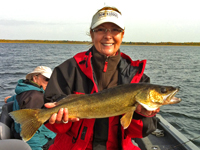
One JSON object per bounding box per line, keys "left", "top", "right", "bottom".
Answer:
{"left": 132, "top": 112, "right": 157, "bottom": 137}
{"left": 139, "top": 73, "right": 150, "bottom": 83}
{"left": 44, "top": 58, "right": 76, "bottom": 103}
{"left": 142, "top": 116, "right": 157, "bottom": 137}
{"left": 44, "top": 67, "right": 70, "bottom": 103}
{"left": 16, "top": 90, "right": 44, "bottom": 109}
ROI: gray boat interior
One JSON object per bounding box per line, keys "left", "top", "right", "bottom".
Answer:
{"left": 133, "top": 114, "right": 199, "bottom": 150}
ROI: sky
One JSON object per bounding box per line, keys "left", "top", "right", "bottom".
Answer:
{"left": 0, "top": 0, "right": 200, "bottom": 42}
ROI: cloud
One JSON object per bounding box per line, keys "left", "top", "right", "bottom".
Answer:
{"left": 0, "top": 19, "right": 91, "bottom": 41}
{"left": 0, "top": 20, "right": 41, "bottom": 26}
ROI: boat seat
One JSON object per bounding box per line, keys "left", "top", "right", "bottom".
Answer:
{"left": 0, "top": 101, "right": 15, "bottom": 139}
{"left": 0, "top": 139, "right": 32, "bottom": 150}
{"left": 0, "top": 103, "right": 32, "bottom": 149}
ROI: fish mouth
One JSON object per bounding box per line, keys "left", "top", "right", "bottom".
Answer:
{"left": 163, "top": 87, "right": 181, "bottom": 104}
{"left": 137, "top": 86, "right": 181, "bottom": 111}
{"left": 138, "top": 103, "right": 160, "bottom": 111}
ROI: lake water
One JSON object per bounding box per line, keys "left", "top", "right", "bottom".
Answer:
{"left": 0, "top": 43, "right": 200, "bottom": 148}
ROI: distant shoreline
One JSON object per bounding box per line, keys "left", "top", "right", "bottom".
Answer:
{"left": 0, "top": 39, "right": 200, "bottom": 46}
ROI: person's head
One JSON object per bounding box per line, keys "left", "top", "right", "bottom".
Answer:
{"left": 26, "top": 66, "right": 52, "bottom": 90}
{"left": 90, "top": 6, "right": 125, "bottom": 56}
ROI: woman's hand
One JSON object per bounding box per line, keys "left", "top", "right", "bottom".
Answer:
{"left": 136, "top": 104, "right": 160, "bottom": 117}
{"left": 4, "top": 96, "right": 11, "bottom": 103}
{"left": 44, "top": 102, "right": 79, "bottom": 124}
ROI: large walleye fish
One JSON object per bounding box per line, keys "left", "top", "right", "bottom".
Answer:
{"left": 9, "top": 83, "right": 181, "bottom": 142}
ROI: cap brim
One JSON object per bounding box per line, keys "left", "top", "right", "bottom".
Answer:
{"left": 91, "top": 9, "right": 124, "bottom": 30}
{"left": 26, "top": 73, "right": 38, "bottom": 80}
{"left": 41, "top": 72, "right": 51, "bottom": 79}
{"left": 91, "top": 17, "right": 124, "bottom": 29}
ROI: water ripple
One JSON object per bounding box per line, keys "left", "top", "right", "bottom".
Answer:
{"left": 0, "top": 43, "right": 199, "bottom": 148}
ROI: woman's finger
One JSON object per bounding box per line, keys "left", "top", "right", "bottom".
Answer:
{"left": 44, "top": 102, "right": 57, "bottom": 108}
{"left": 49, "top": 113, "right": 57, "bottom": 124}
{"left": 55, "top": 108, "right": 64, "bottom": 123}
{"left": 62, "top": 108, "right": 69, "bottom": 123}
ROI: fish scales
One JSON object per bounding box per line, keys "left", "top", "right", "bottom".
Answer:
{"left": 48, "top": 84, "right": 141, "bottom": 118}
{"left": 9, "top": 83, "right": 181, "bottom": 142}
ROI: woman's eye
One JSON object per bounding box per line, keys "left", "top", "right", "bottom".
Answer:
{"left": 112, "top": 28, "right": 119, "bottom": 32}
{"left": 97, "top": 28, "right": 105, "bottom": 32}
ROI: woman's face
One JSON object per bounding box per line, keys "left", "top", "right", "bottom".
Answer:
{"left": 91, "top": 23, "right": 124, "bottom": 56}
{"left": 33, "top": 74, "right": 49, "bottom": 90}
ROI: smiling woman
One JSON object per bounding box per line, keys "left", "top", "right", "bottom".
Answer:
{"left": 90, "top": 23, "right": 124, "bottom": 56}
{"left": 42, "top": 6, "right": 160, "bottom": 150}
{"left": 90, "top": 7, "right": 125, "bottom": 56}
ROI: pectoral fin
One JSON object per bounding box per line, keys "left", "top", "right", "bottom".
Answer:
{"left": 120, "top": 106, "right": 136, "bottom": 129}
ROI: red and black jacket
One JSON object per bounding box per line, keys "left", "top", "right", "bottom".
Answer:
{"left": 44, "top": 47, "right": 157, "bottom": 150}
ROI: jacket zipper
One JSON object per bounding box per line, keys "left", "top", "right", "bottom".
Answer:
{"left": 72, "top": 121, "right": 83, "bottom": 143}
{"left": 103, "top": 57, "right": 109, "bottom": 72}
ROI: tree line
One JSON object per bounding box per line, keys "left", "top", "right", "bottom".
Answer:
{"left": 122, "top": 42, "right": 200, "bottom": 46}
{"left": 0, "top": 39, "right": 200, "bottom": 46}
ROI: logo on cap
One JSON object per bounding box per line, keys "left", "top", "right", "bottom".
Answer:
{"left": 98, "top": 11, "right": 118, "bottom": 19}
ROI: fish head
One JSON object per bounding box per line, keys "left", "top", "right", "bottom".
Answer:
{"left": 135, "top": 85, "right": 181, "bottom": 111}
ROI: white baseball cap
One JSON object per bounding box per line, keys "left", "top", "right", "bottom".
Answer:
{"left": 90, "top": 9, "right": 124, "bottom": 29}
{"left": 26, "top": 66, "right": 52, "bottom": 80}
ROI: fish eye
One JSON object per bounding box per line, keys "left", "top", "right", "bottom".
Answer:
{"left": 161, "top": 87, "right": 167, "bottom": 93}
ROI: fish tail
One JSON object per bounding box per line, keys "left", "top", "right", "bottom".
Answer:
{"left": 9, "top": 109, "right": 48, "bottom": 142}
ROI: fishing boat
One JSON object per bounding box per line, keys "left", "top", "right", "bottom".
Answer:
{"left": 133, "top": 114, "right": 199, "bottom": 150}
{"left": 0, "top": 102, "right": 199, "bottom": 150}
